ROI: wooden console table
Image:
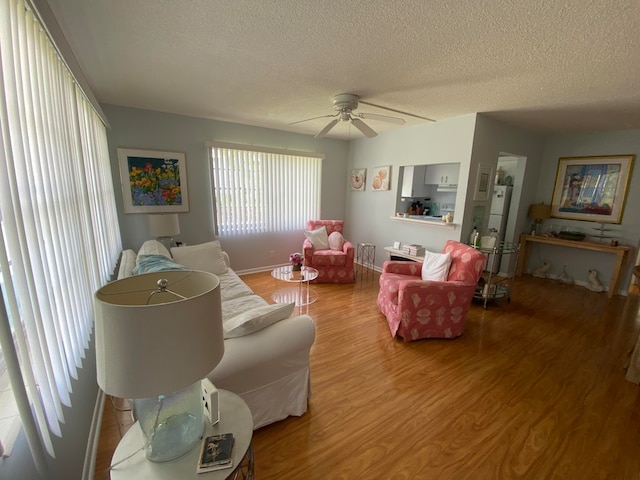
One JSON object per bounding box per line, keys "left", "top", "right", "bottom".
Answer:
{"left": 516, "top": 234, "right": 632, "bottom": 299}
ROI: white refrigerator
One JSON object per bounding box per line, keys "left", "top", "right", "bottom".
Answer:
{"left": 487, "top": 185, "right": 513, "bottom": 273}
{"left": 488, "top": 185, "right": 513, "bottom": 242}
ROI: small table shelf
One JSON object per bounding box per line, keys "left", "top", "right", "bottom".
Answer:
{"left": 473, "top": 241, "right": 520, "bottom": 309}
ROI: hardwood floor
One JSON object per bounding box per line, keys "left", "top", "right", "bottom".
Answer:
{"left": 95, "top": 270, "right": 640, "bottom": 479}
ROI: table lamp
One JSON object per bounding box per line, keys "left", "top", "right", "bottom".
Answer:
{"left": 147, "top": 214, "right": 180, "bottom": 249}
{"left": 528, "top": 203, "right": 551, "bottom": 235}
{"left": 95, "top": 270, "right": 224, "bottom": 462}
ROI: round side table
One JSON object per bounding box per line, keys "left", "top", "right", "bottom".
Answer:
{"left": 271, "top": 265, "right": 318, "bottom": 313}
{"left": 110, "top": 389, "right": 254, "bottom": 479}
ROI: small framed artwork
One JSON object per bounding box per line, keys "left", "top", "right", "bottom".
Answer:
{"left": 350, "top": 168, "right": 366, "bottom": 191}
{"left": 551, "top": 155, "right": 634, "bottom": 223}
{"left": 117, "top": 148, "right": 189, "bottom": 214}
{"left": 371, "top": 166, "right": 391, "bottom": 191}
{"left": 473, "top": 164, "right": 493, "bottom": 201}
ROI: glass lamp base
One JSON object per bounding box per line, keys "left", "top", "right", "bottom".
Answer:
{"left": 134, "top": 381, "right": 204, "bottom": 462}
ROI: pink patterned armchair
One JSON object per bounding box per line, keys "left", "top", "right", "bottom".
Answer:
{"left": 377, "top": 240, "right": 486, "bottom": 341}
{"left": 303, "top": 220, "right": 355, "bottom": 283}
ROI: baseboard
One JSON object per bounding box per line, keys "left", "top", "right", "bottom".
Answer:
{"left": 82, "top": 389, "right": 106, "bottom": 480}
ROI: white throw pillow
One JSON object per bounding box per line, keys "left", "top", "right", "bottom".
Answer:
{"left": 138, "top": 239, "right": 171, "bottom": 258}
{"left": 170, "top": 240, "right": 228, "bottom": 275}
{"left": 223, "top": 302, "right": 295, "bottom": 338}
{"left": 304, "top": 226, "right": 329, "bottom": 250}
{"left": 421, "top": 251, "right": 452, "bottom": 281}
{"left": 328, "top": 231, "right": 345, "bottom": 251}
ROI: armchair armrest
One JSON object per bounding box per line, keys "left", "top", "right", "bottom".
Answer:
{"left": 342, "top": 240, "right": 354, "bottom": 260}
{"left": 381, "top": 261, "right": 423, "bottom": 276}
{"left": 303, "top": 238, "right": 314, "bottom": 263}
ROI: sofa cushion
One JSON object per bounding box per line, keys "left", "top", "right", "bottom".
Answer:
{"left": 223, "top": 302, "right": 295, "bottom": 339}
{"left": 304, "top": 226, "right": 329, "bottom": 251}
{"left": 221, "top": 294, "right": 268, "bottom": 322}
{"left": 421, "top": 251, "right": 452, "bottom": 281}
{"left": 117, "top": 249, "right": 137, "bottom": 279}
{"left": 171, "top": 240, "right": 228, "bottom": 275}
{"left": 132, "top": 254, "right": 188, "bottom": 275}
{"left": 138, "top": 239, "right": 171, "bottom": 258}
{"left": 328, "top": 231, "right": 345, "bottom": 251}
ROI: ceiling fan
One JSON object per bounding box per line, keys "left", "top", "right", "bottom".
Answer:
{"left": 291, "top": 93, "right": 434, "bottom": 139}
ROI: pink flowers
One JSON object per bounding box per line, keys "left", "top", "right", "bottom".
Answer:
{"left": 289, "top": 252, "right": 303, "bottom": 266}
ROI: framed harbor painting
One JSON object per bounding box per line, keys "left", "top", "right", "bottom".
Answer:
{"left": 117, "top": 148, "right": 189, "bottom": 213}
{"left": 550, "top": 155, "right": 634, "bottom": 224}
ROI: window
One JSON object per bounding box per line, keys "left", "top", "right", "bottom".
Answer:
{"left": 209, "top": 142, "right": 323, "bottom": 236}
{"left": 0, "top": 0, "right": 121, "bottom": 466}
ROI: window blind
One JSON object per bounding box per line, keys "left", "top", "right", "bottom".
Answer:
{"left": 209, "top": 143, "right": 322, "bottom": 236}
{"left": 0, "top": 0, "right": 121, "bottom": 469}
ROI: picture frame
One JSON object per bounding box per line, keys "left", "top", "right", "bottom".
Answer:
{"left": 473, "top": 164, "right": 492, "bottom": 201}
{"left": 550, "top": 155, "right": 634, "bottom": 224}
{"left": 371, "top": 166, "right": 391, "bottom": 191}
{"left": 117, "top": 148, "right": 189, "bottom": 214}
{"left": 350, "top": 168, "right": 366, "bottom": 191}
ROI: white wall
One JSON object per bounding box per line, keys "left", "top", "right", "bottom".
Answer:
{"left": 103, "top": 105, "right": 349, "bottom": 271}
{"left": 345, "top": 115, "right": 478, "bottom": 266}
{"left": 531, "top": 129, "right": 640, "bottom": 292}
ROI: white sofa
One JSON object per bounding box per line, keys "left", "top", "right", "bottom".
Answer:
{"left": 117, "top": 239, "right": 316, "bottom": 429}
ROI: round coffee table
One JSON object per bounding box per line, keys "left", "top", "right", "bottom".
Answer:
{"left": 271, "top": 266, "right": 318, "bottom": 312}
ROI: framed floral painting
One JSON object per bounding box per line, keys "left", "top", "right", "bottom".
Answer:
{"left": 117, "top": 148, "right": 189, "bottom": 213}
{"left": 350, "top": 168, "right": 366, "bottom": 191}
{"left": 371, "top": 166, "right": 391, "bottom": 191}
{"left": 550, "top": 155, "right": 634, "bottom": 223}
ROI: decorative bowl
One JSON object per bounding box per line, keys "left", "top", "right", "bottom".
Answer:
{"left": 557, "top": 231, "right": 586, "bottom": 241}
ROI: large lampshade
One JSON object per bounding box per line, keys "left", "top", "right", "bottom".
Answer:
{"left": 95, "top": 270, "right": 224, "bottom": 462}
{"left": 527, "top": 203, "right": 551, "bottom": 221}
{"left": 146, "top": 214, "right": 180, "bottom": 238}
{"left": 95, "top": 270, "right": 223, "bottom": 398}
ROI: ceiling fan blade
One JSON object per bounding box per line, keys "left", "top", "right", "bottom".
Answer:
{"left": 290, "top": 113, "right": 338, "bottom": 125}
{"left": 360, "top": 100, "right": 435, "bottom": 122}
{"left": 314, "top": 118, "right": 340, "bottom": 138}
{"left": 357, "top": 112, "right": 406, "bottom": 125}
{"left": 351, "top": 118, "right": 377, "bottom": 138}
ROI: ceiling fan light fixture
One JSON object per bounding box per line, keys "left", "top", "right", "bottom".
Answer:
{"left": 294, "top": 93, "right": 429, "bottom": 138}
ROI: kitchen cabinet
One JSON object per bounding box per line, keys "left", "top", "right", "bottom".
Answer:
{"left": 401, "top": 165, "right": 427, "bottom": 197}
{"left": 424, "top": 163, "right": 460, "bottom": 186}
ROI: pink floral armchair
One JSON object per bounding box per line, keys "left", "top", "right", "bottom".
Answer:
{"left": 303, "top": 220, "right": 355, "bottom": 283}
{"left": 377, "top": 240, "right": 486, "bottom": 341}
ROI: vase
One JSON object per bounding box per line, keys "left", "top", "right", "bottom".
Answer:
{"left": 292, "top": 264, "right": 302, "bottom": 271}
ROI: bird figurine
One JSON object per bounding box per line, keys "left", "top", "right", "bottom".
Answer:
{"left": 559, "top": 264, "right": 574, "bottom": 285}
{"left": 587, "top": 269, "right": 604, "bottom": 292}
{"left": 533, "top": 262, "right": 551, "bottom": 278}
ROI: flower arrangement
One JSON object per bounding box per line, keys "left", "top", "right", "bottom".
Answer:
{"left": 289, "top": 252, "right": 303, "bottom": 271}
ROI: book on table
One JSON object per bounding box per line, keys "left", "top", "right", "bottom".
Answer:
{"left": 196, "top": 433, "right": 235, "bottom": 474}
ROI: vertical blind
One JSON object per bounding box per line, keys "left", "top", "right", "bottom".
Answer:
{"left": 0, "top": 0, "right": 121, "bottom": 466}
{"left": 209, "top": 142, "right": 322, "bottom": 235}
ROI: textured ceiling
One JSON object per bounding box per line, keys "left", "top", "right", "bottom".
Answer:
{"left": 47, "top": 0, "right": 640, "bottom": 139}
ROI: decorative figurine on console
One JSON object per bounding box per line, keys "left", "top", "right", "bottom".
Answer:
{"left": 533, "top": 262, "right": 551, "bottom": 278}
{"left": 559, "top": 264, "right": 574, "bottom": 285}
{"left": 587, "top": 269, "right": 604, "bottom": 292}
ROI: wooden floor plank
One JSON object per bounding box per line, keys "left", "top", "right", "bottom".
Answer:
{"left": 95, "top": 271, "right": 640, "bottom": 479}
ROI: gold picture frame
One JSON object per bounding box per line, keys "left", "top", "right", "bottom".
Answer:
{"left": 550, "top": 155, "right": 634, "bottom": 224}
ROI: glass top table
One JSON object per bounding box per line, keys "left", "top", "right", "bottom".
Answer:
{"left": 271, "top": 266, "right": 318, "bottom": 311}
